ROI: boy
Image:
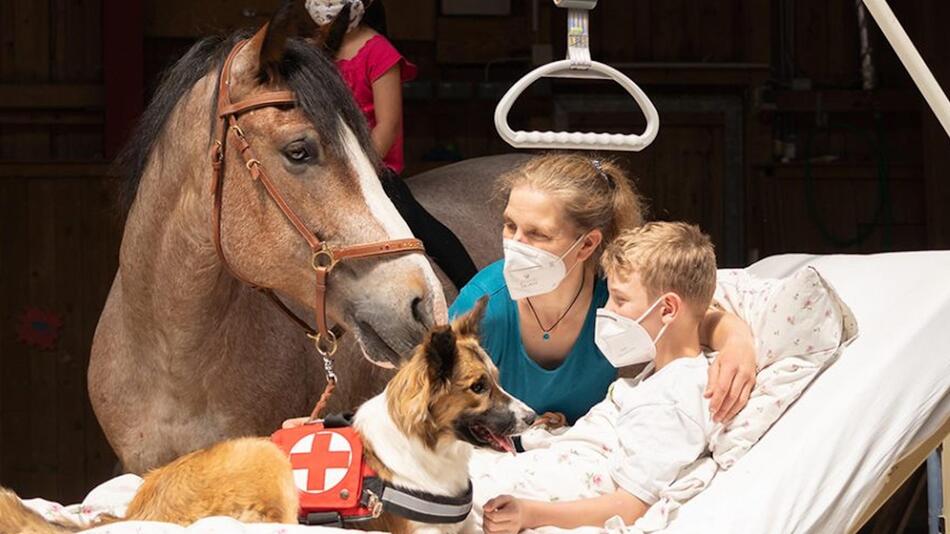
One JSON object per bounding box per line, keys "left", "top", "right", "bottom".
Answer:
{"left": 479, "top": 222, "right": 719, "bottom": 533}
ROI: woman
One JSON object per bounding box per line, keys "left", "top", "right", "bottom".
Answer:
{"left": 307, "top": 0, "right": 477, "bottom": 289}
{"left": 450, "top": 153, "right": 757, "bottom": 424}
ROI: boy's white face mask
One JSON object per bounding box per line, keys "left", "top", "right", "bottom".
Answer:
{"left": 502, "top": 235, "right": 585, "bottom": 300}
{"left": 594, "top": 297, "right": 669, "bottom": 368}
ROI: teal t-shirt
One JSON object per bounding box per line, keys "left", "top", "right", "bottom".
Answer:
{"left": 448, "top": 260, "right": 617, "bottom": 424}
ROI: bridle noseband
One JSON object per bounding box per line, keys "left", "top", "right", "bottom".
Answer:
{"left": 209, "top": 37, "right": 425, "bottom": 381}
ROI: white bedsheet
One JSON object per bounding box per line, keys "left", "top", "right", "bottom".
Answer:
{"left": 20, "top": 252, "right": 950, "bottom": 534}
{"left": 657, "top": 251, "right": 950, "bottom": 533}
{"left": 20, "top": 474, "right": 377, "bottom": 533}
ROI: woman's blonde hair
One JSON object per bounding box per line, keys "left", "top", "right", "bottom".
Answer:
{"left": 497, "top": 153, "right": 646, "bottom": 260}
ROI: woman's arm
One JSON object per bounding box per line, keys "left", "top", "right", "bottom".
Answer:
{"left": 483, "top": 492, "right": 648, "bottom": 534}
{"left": 370, "top": 66, "right": 403, "bottom": 159}
{"left": 699, "top": 308, "right": 757, "bottom": 422}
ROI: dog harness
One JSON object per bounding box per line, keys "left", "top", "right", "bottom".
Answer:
{"left": 271, "top": 414, "right": 474, "bottom": 526}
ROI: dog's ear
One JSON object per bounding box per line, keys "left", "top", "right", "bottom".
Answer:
{"left": 386, "top": 355, "right": 438, "bottom": 448}
{"left": 454, "top": 297, "right": 487, "bottom": 339}
{"left": 424, "top": 325, "right": 457, "bottom": 384}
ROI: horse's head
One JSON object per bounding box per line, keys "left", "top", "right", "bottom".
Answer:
{"left": 212, "top": 0, "right": 445, "bottom": 366}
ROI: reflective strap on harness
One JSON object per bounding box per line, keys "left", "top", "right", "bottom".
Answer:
{"left": 362, "top": 477, "right": 474, "bottom": 524}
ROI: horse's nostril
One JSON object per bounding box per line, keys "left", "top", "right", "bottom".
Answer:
{"left": 411, "top": 296, "right": 425, "bottom": 324}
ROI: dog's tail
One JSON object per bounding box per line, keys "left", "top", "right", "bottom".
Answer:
{"left": 0, "top": 486, "right": 78, "bottom": 534}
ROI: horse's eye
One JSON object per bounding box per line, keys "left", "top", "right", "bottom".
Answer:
{"left": 470, "top": 379, "right": 487, "bottom": 395}
{"left": 283, "top": 142, "right": 312, "bottom": 163}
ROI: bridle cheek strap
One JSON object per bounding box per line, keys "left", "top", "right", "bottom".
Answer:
{"left": 209, "top": 37, "right": 425, "bottom": 375}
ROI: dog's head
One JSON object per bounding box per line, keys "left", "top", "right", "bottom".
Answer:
{"left": 386, "top": 297, "right": 536, "bottom": 452}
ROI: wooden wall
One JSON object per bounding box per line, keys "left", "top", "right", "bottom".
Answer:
{"left": 0, "top": 166, "right": 121, "bottom": 503}
{"left": 1, "top": 0, "right": 947, "bottom": 510}
{"left": 0, "top": 0, "right": 104, "bottom": 161}
{"left": 0, "top": 1, "right": 120, "bottom": 504}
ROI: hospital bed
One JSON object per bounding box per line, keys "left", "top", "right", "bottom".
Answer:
{"left": 492, "top": 0, "right": 950, "bottom": 528}
{"left": 651, "top": 251, "right": 950, "bottom": 533}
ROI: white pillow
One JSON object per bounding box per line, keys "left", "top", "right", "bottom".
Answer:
{"left": 708, "top": 266, "right": 858, "bottom": 469}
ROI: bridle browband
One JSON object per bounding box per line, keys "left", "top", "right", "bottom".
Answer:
{"left": 209, "top": 34, "right": 425, "bottom": 382}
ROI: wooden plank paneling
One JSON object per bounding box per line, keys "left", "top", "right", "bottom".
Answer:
{"left": 436, "top": 17, "right": 531, "bottom": 64}
{"left": 738, "top": 1, "right": 770, "bottom": 64}
{"left": 0, "top": 178, "right": 29, "bottom": 495}
{"left": 759, "top": 164, "right": 927, "bottom": 255}
{"left": 0, "top": 1, "right": 104, "bottom": 162}
{"left": 795, "top": 0, "right": 829, "bottom": 84}
{"left": 918, "top": 0, "right": 950, "bottom": 249}
{"left": 144, "top": 0, "right": 271, "bottom": 38}
{"left": 0, "top": 84, "right": 104, "bottom": 109}
{"left": 0, "top": 173, "right": 122, "bottom": 503}
{"left": 52, "top": 0, "right": 101, "bottom": 82}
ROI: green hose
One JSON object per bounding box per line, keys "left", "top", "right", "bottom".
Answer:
{"left": 802, "top": 114, "right": 893, "bottom": 250}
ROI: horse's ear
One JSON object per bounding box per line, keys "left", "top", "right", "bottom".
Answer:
{"left": 252, "top": 0, "right": 317, "bottom": 83}
{"left": 314, "top": 2, "right": 351, "bottom": 54}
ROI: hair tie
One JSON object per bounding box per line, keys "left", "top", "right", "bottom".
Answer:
{"left": 590, "top": 159, "right": 615, "bottom": 190}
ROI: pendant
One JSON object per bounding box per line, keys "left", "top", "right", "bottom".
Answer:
{"left": 542, "top": 332, "right": 551, "bottom": 341}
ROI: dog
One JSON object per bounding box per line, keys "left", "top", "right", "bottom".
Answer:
{"left": 0, "top": 298, "right": 535, "bottom": 533}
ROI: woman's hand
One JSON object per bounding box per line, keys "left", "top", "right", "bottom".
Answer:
{"left": 484, "top": 495, "right": 533, "bottom": 534}
{"left": 704, "top": 335, "right": 757, "bottom": 423}
{"left": 281, "top": 416, "right": 311, "bottom": 429}
{"left": 700, "top": 308, "right": 758, "bottom": 423}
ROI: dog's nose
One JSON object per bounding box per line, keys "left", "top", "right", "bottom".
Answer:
{"left": 523, "top": 413, "right": 537, "bottom": 426}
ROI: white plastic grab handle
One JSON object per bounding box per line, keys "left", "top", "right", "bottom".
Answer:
{"left": 494, "top": 59, "right": 660, "bottom": 152}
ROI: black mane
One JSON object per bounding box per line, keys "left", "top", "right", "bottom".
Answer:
{"left": 115, "top": 30, "right": 376, "bottom": 211}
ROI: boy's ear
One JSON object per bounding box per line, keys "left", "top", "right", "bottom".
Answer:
{"left": 424, "top": 325, "right": 457, "bottom": 384}
{"left": 660, "top": 292, "right": 683, "bottom": 324}
{"left": 454, "top": 297, "right": 487, "bottom": 338}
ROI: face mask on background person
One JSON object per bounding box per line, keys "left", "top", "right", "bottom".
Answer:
{"left": 306, "top": 0, "right": 365, "bottom": 32}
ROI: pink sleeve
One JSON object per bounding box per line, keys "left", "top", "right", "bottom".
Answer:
{"left": 365, "top": 36, "right": 418, "bottom": 83}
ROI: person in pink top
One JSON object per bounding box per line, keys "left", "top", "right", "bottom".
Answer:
{"left": 307, "top": 0, "right": 477, "bottom": 289}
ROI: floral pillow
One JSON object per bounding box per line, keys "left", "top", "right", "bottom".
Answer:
{"left": 707, "top": 266, "right": 859, "bottom": 469}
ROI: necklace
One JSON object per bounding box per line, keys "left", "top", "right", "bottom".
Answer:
{"left": 525, "top": 275, "right": 586, "bottom": 341}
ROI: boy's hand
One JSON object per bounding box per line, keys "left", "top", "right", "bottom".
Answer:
{"left": 705, "top": 337, "right": 757, "bottom": 423}
{"left": 484, "top": 495, "right": 532, "bottom": 534}
{"left": 281, "top": 416, "right": 311, "bottom": 429}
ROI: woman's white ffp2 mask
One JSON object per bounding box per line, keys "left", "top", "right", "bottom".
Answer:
{"left": 594, "top": 298, "right": 670, "bottom": 368}
{"left": 502, "top": 235, "right": 585, "bottom": 300}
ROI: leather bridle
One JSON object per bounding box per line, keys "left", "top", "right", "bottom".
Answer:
{"left": 209, "top": 36, "right": 425, "bottom": 382}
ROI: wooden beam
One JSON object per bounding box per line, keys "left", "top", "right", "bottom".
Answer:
{"left": 103, "top": 0, "right": 144, "bottom": 159}
{"left": 0, "top": 84, "right": 103, "bottom": 109}
{"left": 0, "top": 162, "right": 114, "bottom": 178}
{"left": 917, "top": 0, "right": 950, "bottom": 248}
{"left": 0, "top": 111, "right": 103, "bottom": 125}
{"left": 773, "top": 89, "right": 919, "bottom": 112}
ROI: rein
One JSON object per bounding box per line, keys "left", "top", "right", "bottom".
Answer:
{"left": 209, "top": 35, "right": 424, "bottom": 388}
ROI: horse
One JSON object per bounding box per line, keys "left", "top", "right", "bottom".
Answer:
{"left": 87, "top": 1, "right": 467, "bottom": 474}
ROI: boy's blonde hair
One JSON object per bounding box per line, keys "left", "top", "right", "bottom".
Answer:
{"left": 601, "top": 222, "right": 717, "bottom": 316}
{"left": 497, "top": 153, "right": 646, "bottom": 261}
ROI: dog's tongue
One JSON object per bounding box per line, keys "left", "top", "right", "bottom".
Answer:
{"left": 488, "top": 430, "right": 515, "bottom": 455}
